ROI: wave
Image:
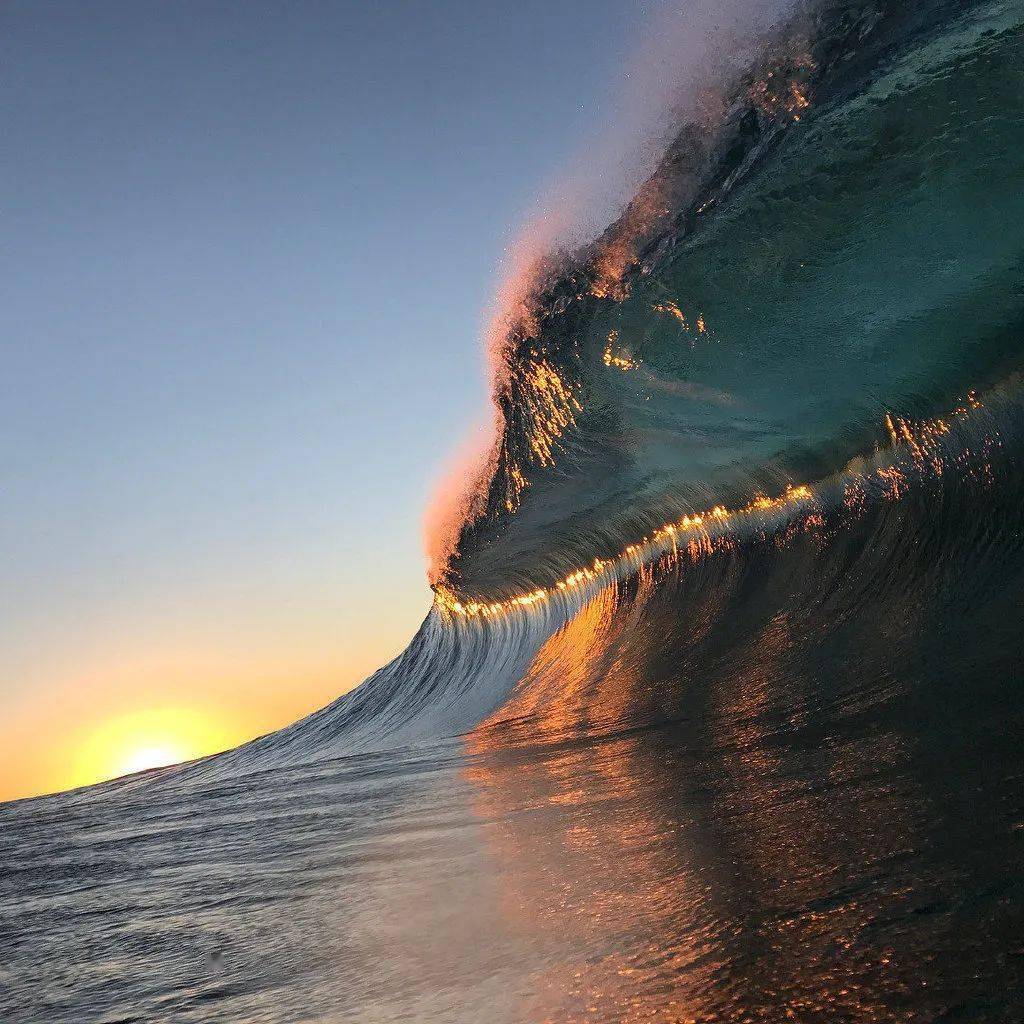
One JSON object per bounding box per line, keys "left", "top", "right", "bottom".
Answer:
{"left": 59, "top": 0, "right": 1024, "bottom": 794}
{"left": 431, "top": 0, "right": 1024, "bottom": 602}
{"left": 163, "top": 372, "right": 1021, "bottom": 787}
{"left": 10, "top": 7, "right": 1024, "bottom": 1022}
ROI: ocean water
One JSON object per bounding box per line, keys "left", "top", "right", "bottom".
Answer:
{"left": 4, "top": 1, "right": 1024, "bottom": 1021}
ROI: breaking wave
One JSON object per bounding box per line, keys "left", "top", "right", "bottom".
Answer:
{"left": 166, "top": 0, "right": 1024, "bottom": 781}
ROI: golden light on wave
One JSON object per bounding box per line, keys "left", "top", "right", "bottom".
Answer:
{"left": 68, "top": 707, "right": 242, "bottom": 792}
{"left": 498, "top": 354, "right": 582, "bottom": 517}
{"left": 652, "top": 299, "right": 707, "bottom": 335}
{"left": 434, "top": 482, "right": 816, "bottom": 620}
{"left": 434, "top": 391, "right": 994, "bottom": 621}
{"left": 603, "top": 330, "right": 640, "bottom": 371}
{"left": 748, "top": 51, "right": 815, "bottom": 122}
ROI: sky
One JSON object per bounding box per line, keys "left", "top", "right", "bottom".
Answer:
{"left": 0, "top": 0, "right": 655, "bottom": 800}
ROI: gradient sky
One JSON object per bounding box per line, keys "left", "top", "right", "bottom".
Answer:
{"left": 1, "top": 1, "right": 655, "bottom": 800}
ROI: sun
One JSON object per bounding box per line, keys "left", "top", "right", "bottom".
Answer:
{"left": 69, "top": 707, "right": 243, "bottom": 791}
{"left": 117, "top": 742, "right": 190, "bottom": 777}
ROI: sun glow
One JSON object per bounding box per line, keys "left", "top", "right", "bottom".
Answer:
{"left": 69, "top": 707, "right": 242, "bottom": 792}
{"left": 117, "top": 742, "right": 188, "bottom": 777}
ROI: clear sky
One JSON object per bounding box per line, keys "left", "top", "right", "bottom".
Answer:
{"left": 0, "top": 1, "right": 653, "bottom": 800}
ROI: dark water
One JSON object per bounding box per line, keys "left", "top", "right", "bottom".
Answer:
{"left": 4, "top": 1, "right": 1024, "bottom": 1021}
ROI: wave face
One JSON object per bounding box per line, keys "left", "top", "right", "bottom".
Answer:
{"left": 4, "top": 2, "right": 1024, "bottom": 1022}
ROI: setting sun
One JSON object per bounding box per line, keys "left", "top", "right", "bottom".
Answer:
{"left": 68, "top": 707, "right": 246, "bottom": 792}
{"left": 117, "top": 742, "right": 189, "bottom": 777}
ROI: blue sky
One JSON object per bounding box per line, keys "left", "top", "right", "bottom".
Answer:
{"left": 0, "top": 1, "right": 657, "bottom": 796}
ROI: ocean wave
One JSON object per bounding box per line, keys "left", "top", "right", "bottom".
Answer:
{"left": 435, "top": 0, "right": 1024, "bottom": 606}
{"left": 67, "top": 0, "right": 1024, "bottom": 791}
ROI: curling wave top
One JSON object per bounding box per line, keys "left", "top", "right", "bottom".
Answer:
{"left": 429, "top": 0, "right": 1024, "bottom": 609}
